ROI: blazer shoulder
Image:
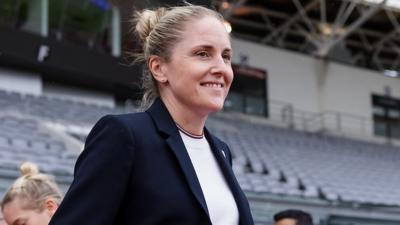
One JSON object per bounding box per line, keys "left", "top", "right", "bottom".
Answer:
{"left": 95, "top": 112, "right": 152, "bottom": 130}
{"left": 102, "top": 111, "right": 149, "bottom": 122}
{"left": 85, "top": 112, "right": 153, "bottom": 146}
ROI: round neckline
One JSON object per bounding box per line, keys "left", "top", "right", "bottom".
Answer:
{"left": 176, "top": 123, "right": 204, "bottom": 139}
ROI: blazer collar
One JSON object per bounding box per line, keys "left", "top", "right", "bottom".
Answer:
{"left": 146, "top": 98, "right": 253, "bottom": 225}
{"left": 146, "top": 98, "right": 177, "bottom": 137}
{"left": 146, "top": 98, "right": 210, "bottom": 219}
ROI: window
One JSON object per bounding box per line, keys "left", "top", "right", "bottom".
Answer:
{"left": 372, "top": 95, "right": 400, "bottom": 139}
{"left": 49, "top": 0, "right": 112, "bottom": 53}
{"left": 224, "top": 64, "right": 268, "bottom": 117}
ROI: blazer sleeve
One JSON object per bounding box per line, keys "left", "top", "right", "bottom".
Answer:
{"left": 49, "top": 115, "right": 135, "bottom": 225}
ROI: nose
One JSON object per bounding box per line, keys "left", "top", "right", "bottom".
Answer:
{"left": 210, "top": 55, "right": 230, "bottom": 76}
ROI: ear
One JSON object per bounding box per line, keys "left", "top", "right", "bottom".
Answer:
{"left": 148, "top": 55, "right": 168, "bottom": 84}
{"left": 44, "top": 198, "right": 58, "bottom": 216}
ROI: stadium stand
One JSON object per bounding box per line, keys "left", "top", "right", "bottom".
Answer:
{"left": 0, "top": 113, "right": 76, "bottom": 193}
{"left": 0, "top": 89, "right": 127, "bottom": 126}
{"left": 0, "top": 89, "right": 128, "bottom": 195}
{"left": 207, "top": 114, "right": 400, "bottom": 207}
{"left": 1, "top": 89, "right": 400, "bottom": 224}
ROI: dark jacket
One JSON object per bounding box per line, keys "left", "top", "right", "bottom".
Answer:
{"left": 49, "top": 98, "right": 254, "bottom": 225}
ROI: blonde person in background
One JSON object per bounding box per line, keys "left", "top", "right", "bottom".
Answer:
{"left": 1, "top": 162, "right": 62, "bottom": 225}
{"left": 48, "top": 3, "right": 253, "bottom": 225}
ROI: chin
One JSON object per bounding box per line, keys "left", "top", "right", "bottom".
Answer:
{"left": 205, "top": 99, "right": 225, "bottom": 113}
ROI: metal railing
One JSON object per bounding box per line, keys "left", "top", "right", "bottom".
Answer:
{"left": 304, "top": 111, "right": 374, "bottom": 137}
{"left": 267, "top": 99, "right": 375, "bottom": 139}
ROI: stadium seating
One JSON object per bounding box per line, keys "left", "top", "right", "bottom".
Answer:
{"left": 0, "top": 113, "right": 77, "bottom": 195}
{"left": 207, "top": 114, "right": 400, "bottom": 206}
{"left": 0, "top": 89, "right": 126, "bottom": 126}
{"left": 1, "top": 89, "right": 400, "bottom": 209}
{"left": 0, "top": 90, "right": 130, "bottom": 195}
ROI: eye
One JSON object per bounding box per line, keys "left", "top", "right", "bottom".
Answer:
{"left": 196, "top": 50, "right": 209, "bottom": 58}
{"left": 222, "top": 53, "right": 231, "bottom": 62}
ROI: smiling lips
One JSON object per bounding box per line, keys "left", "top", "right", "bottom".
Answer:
{"left": 200, "top": 82, "right": 224, "bottom": 88}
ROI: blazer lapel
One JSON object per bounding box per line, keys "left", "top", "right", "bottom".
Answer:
{"left": 205, "top": 128, "right": 253, "bottom": 225}
{"left": 165, "top": 136, "right": 210, "bottom": 217}
{"left": 146, "top": 99, "right": 210, "bottom": 218}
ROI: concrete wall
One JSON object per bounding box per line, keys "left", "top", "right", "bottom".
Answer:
{"left": 232, "top": 38, "right": 321, "bottom": 114}
{"left": 43, "top": 83, "right": 115, "bottom": 107}
{"left": 231, "top": 37, "right": 400, "bottom": 137}
{"left": 0, "top": 68, "right": 114, "bottom": 107}
{"left": 0, "top": 68, "right": 42, "bottom": 95}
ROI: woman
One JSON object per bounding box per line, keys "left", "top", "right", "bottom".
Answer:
{"left": 49, "top": 4, "right": 254, "bottom": 225}
{"left": 1, "top": 162, "right": 62, "bottom": 225}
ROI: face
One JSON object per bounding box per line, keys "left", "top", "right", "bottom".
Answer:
{"left": 275, "top": 218, "right": 297, "bottom": 225}
{"left": 0, "top": 210, "right": 6, "bottom": 225}
{"left": 156, "top": 15, "right": 233, "bottom": 116}
{"left": 2, "top": 198, "right": 57, "bottom": 225}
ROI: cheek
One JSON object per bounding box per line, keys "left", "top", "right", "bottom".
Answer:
{"left": 226, "top": 71, "right": 234, "bottom": 90}
{"left": 28, "top": 211, "right": 51, "bottom": 225}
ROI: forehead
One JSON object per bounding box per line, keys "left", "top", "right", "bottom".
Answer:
{"left": 276, "top": 218, "right": 297, "bottom": 225}
{"left": 178, "top": 16, "right": 231, "bottom": 49}
{"left": 2, "top": 198, "right": 31, "bottom": 224}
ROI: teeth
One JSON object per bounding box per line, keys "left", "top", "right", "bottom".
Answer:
{"left": 203, "top": 83, "right": 222, "bottom": 88}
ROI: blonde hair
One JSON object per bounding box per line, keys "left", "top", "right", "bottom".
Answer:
{"left": 1, "top": 162, "right": 63, "bottom": 211}
{"left": 133, "top": 4, "right": 225, "bottom": 108}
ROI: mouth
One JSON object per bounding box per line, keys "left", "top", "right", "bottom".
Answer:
{"left": 200, "top": 82, "right": 224, "bottom": 88}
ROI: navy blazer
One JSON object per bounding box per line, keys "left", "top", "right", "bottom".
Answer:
{"left": 49, "top": 98, "right": 254, "bottom": 225}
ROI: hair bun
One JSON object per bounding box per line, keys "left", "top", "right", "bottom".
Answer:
{"left": 20, "top": 161, "right": 39, "bottom": 176}
{"left": 135, "top": 8, "right": 167, "bottom": 43}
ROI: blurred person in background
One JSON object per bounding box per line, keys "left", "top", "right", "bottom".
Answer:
{"left": 1, "top": 162, "right": 63, "bottom": 225}
{"left": 274, "top": 209, "right": 313, "bottom": 225}
{"left": 48, "top": 3, "right": 253, "bottom": 225}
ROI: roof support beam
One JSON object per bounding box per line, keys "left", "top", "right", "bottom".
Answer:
{"left": 260, "top": 0, "right": 319, "bottom": 44}
{"left": 261, "top": 13, "right": 276, "bottom": 30}
{"left": 315, "top": 0, "right": 387, "bottom": 57}
{"left": 292, "top": 0, "right": 318, "bottom": 35}
{"left": 230, "top": 4, "right": 389, "bottom": 39}
{"left": 367, "top": 10, "right": 400, "bottom": 53}
{"left": 357, "top": 31, "right": 373, "bottom": 50}
{"left": 331, "top": 1, "right": 357, "bottom": 36}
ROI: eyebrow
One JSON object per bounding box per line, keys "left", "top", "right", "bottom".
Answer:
{"left": 193, "top": 45, "right": 232, "bottom": 52}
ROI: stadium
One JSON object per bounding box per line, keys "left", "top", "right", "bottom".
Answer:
{"left": 1, "top": 0, "right": 400, "bottom": 224}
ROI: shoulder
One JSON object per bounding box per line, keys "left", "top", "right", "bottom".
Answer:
{"left": 99, "top": 112, "right": 150, "bottom": 124}
{"left": 86, "top": 112, "right": 153, "bottom": 142}
{"left": 93, "top": 112, "right": 151, "bottom": 130}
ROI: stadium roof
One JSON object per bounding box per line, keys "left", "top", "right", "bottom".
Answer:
{"left": 213, "top": 0, "right": 400, "bottom": 75}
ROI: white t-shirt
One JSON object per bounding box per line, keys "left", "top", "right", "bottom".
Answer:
{"left": 179, "top": 130, "right": 239, "bottom": 225}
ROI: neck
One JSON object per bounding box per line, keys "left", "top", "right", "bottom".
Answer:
{"left": 161, "top": 96, "right": 207, "bottom": 136}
